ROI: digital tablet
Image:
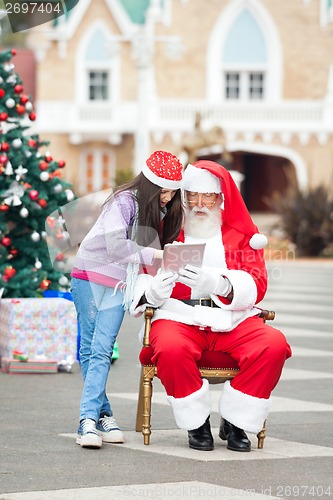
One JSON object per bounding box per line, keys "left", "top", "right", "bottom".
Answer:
{"left": 162, "top": 243, "right": 206, "bottom": 273}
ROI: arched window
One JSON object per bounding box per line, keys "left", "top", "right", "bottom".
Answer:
{"left": 80, "top": 150, "right": 115, "bottom": 193}
{"left": 223, "top": 10, "right": 267, "bottom": 101}
{"left": 320, "top": 0, "right": 333, "bottom": 27}
{"left": 85, "top": 30, "right": 111, "bottom": 101}
{"left": 206, "top": 0, "right": 282, "bottom": 102}
{"left": 76, "top": 22, "right": 120, "bottom": 104}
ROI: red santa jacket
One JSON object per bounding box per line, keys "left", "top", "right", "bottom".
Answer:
{"left": 131, "top": 223, "right": 268, "bottom": 332}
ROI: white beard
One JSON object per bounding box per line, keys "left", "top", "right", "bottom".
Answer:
{"left": 184, "top": 205, "right": 222, "bottom": 239}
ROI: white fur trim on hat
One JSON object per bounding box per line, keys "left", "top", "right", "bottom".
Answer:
{"left": 250, "top": 233, "right": 268, "bottom": 250}
{"left": 182, "top": 164, "right": 222, "bottom": 193}
{"left": 142, "top": 162, "right": 182, "bottom": 189}
{"left": 219, "top": 380, "right": 271, "bottom": 433}
{"left": 142, "top": 151, "right": 183, "bottom": 189}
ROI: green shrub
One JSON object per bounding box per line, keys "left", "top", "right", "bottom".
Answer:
{"left": 272, "top": 184, "right": 333, "bottom": 257}
{"left": 113, "top": 169, "right": 134, "bottom": 188}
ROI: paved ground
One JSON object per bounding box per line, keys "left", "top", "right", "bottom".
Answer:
{"left": 1, "top": 260, "right": 333, "bottom": 500}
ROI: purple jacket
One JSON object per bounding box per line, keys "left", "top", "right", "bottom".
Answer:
{"left": 73, "top": 191, "right": 157, "bottom": 282}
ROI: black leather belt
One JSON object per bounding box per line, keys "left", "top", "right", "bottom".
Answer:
{"left": 180, "top": 298, "right": 219, "bottom": 308}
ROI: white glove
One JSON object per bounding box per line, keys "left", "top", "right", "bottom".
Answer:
{"left": 178, "top": 264, "right": 232, "bottom": 297}
{"left": 145, "top": 271, "right": 178, "bottom": 307}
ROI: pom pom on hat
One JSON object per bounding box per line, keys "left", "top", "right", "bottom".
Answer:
{"left": 142, "top": 150, "right": 183, "bottom": 189}
{"left": 249, "top": 233, "right": 268, "bottom": 250}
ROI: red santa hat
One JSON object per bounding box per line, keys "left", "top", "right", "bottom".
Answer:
{"left": 142, "top": 150, "right": 183, "bottom": 189}
{"left": 183, "top": 161, "right": 267, "bottom": 250}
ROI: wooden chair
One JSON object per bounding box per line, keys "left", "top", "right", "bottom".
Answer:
{"left": 135, "top": 306, "right": 275, "bottom": 448}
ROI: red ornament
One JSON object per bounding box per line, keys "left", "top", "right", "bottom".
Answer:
{"left": 9, "top": 249, "right": 18, "bottom": 256}
{"left": 4, "top": 266, "right": 16, "bottom": 279}
{"left": 0, "top": 154, "right": 8, "bottom": 164}
{"left": 20, "top": 94, "right": 29, "bottom": 104}
{"left": 45, "top": 155, "right": 53, "bottom": 162}
{"left": 0, "top": 89, "right": 5, "bottom": 98}
{"left": 11, "top": 49, "right": 17, "bottom": 56}
{"left": 1, "top": 236, "right": 11, "bottom": 247}
{"left": 46, "top": 216, "right": 56, "bottom": 228}
{"left": 1, "top": 142, "right": 9, "bottom": 152}
{"left": 39, "top": 161, "right": 49, "bottom": 171}
{"left": 49, "top": 169, "right": 62, "bottom": 179}
{"left": 29, "top": 112, "right": 36, "bottom": 121}
{"left": 14, "top": 84, "right": 23, "bottom": 94}
{"left": 27, "top": 139, "right": 37, "bottom": 148}
{"left": 57, "top": 160, "right": 66, "bottom": 168}
{"left": 29, "top": 190, "right": 39, "bottom": 201}
{"left": 55, "top": 229, "right": 64, "bottom": 239}
{"left": 55, "top": 253, "right": 64, "bottom": 261}
{"left": 16, "top": 105, "right": 26, "bottom": 115}
{"left": 38, "top": 199, "right": 47, "bottom": 208}
{"left": 40, "top": 279, "right": 51, "bottom": 290}
{"left": 0, "top": 112, "right": 8, "bottom": 121}
{"left": 0, "top": 204, "right": 9, "bottom": 211}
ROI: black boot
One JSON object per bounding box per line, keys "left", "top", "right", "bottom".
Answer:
{"left": 219, "top": 418, "right": 251, "bottom": 452}
{"left": 188, "top": 416, "right": 214, "bottom": 451}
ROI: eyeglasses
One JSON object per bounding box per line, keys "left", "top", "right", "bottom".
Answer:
{"left": 185, "top": 192, "right": 218, "bottom": 206}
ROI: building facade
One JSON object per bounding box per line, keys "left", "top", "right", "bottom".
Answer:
{"left": 27, "top": 0, "right": 333, "bottom": 213}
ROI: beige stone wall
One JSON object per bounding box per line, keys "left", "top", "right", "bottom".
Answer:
{"left": 36, "top": 0, "right": 333, "bottom": 102}
{"left": 30, "top": 0, "right": 333, "bottom": 195}
{"left": 35, "top": 0, "right": 333, "bottom": 102}
{"left": 298, "top": 138, "right": 333, "bottom": 188}
{"left": 153, "top": 0, "right": 333, "bottom": 100}
{"left": 37, "top": 1, "right": 132, "bottom": 100}
{"left": 266, "top": 0, "right": 333, "bottom": 99}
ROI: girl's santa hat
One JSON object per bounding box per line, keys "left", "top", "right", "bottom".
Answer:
{"left": 182, "top": 161, "right": 268, "bottom": 250}
{"left": 142, "top": 150, "right": 183, "bottom": 189}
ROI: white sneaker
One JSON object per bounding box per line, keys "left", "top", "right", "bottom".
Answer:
{"left": 96, "top": 416, "right": 124, "bottom": 443}
{"left": 76, "top": 418, "right": 102, "bottom": 448}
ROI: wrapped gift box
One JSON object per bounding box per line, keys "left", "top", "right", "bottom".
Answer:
{"left": 1, "top": 358, "right": 58, "bottom": 374}
{"left": 0, "top": 298, "right": 78, "bottom": 363}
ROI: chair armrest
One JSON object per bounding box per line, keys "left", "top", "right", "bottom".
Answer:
{"left": 143, "top": 307, "right": 155, "bottom": 347}
{"left": 259, "top": 309, "right": 275, "bottom": 321}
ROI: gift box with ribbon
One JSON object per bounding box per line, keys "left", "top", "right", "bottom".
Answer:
{"left": 0, "top": 297, "right": 78, "bottom": 363}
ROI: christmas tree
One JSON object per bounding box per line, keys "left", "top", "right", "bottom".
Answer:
{"left": 0, "top": 49, "right": 75, "bottom": 298}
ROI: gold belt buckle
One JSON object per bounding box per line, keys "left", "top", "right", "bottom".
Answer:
{"left": 199, "top": 297, "right": 212, "bottom": 307}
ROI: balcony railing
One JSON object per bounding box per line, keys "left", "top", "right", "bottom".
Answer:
{"left": 35, "top": 99, "right": 329, "bottom": 135}
{"left": 158, "top": 100, "right": 325, "bottom": 128}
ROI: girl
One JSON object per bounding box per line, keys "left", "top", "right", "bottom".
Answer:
{"left": 71, "top": 150, "right": 183, "bottom": 449}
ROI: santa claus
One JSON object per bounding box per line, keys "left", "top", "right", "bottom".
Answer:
{"left": 131, "top": 160, "right": 292, "bottom": 452}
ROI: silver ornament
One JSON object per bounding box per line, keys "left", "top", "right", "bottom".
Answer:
{"left": 12, "top": 138, "right": 22, "bottom": 148}
{"left": 58, "top": 275, "right": 69, "bottom": 286}
{"left": 35, "top": 259, "right": 42, "bottom": 269}
{"left": 40, "top": 171, "right": 50, "bottom": 181}
{"left": 5, "top": 98, "right": 15, "bottom": 108}
{"left": 19, "top": 207, "right": 29, "bottom": 218}
{"left": 31, "top": 231, "right": 40, "bottom": 242}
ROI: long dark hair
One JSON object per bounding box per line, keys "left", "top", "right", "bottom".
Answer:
{"left": 107, "top": 173, "right": 183, "bottom": 248}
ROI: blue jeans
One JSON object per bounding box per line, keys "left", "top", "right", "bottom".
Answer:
{"left": 71, "top": 278, "right": 124, "bottom": 422}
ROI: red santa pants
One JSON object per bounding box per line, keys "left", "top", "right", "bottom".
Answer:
{"left": 149, "top": 316, "right": 292, "bottom": 432}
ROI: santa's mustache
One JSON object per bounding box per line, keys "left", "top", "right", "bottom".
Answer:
{"left": 190, "top": 206, "right": 211, "bottom": 215}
